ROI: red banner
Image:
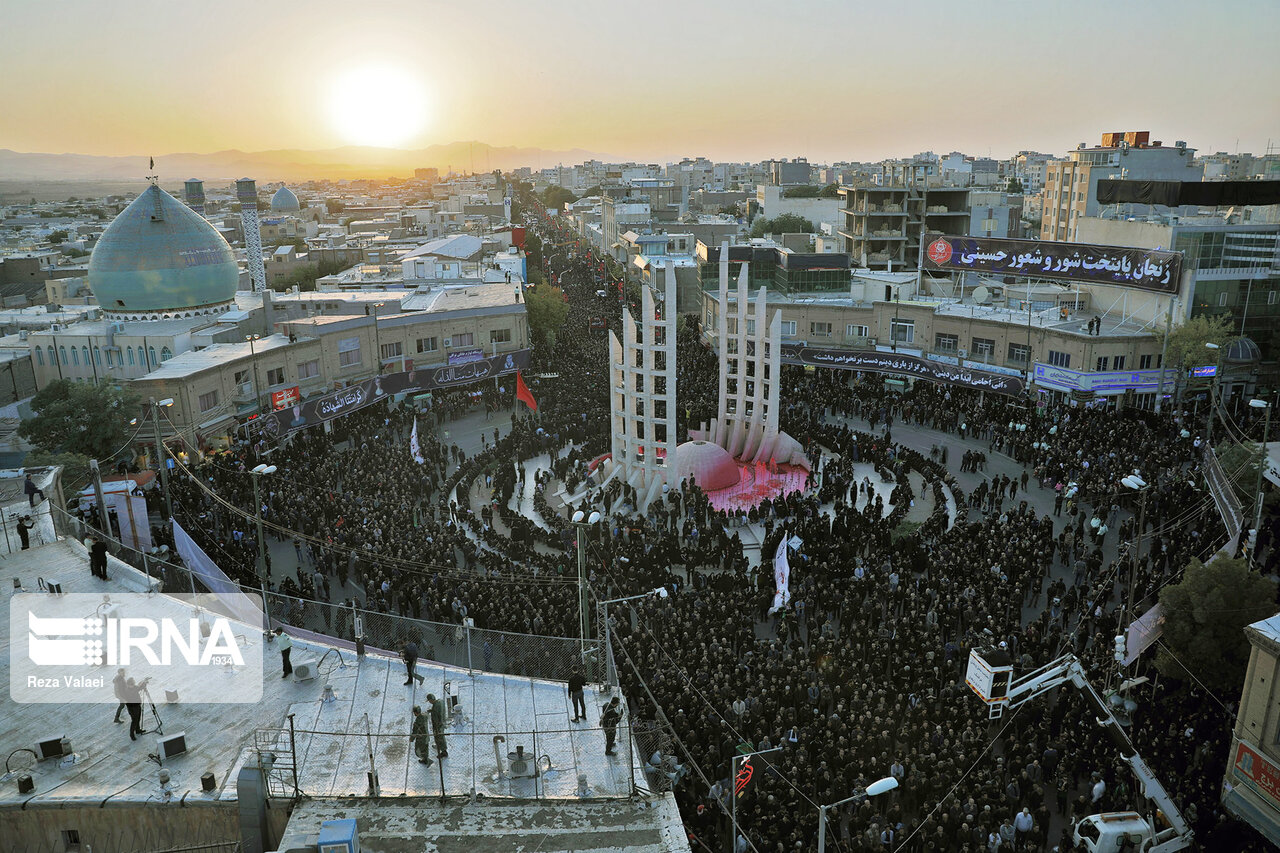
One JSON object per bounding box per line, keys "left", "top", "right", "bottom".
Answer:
{"left": 270, "top": 386, "right": 300, "bottom": 410}
{"left": 1232, "top": 740, "right": 1280, "bottom": 811}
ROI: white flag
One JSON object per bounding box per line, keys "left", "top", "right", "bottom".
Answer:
{"left": 410, "top": 419, "right": 426, "bottom": 464}
{"left": 770, "top": 533, "right": 791, "bottom": 613}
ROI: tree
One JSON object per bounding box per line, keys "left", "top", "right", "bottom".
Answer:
{"left": 819, "top": 182, "right": 842, "bottom": 198}
{"left": 1006, "top": 178, "right": 1024, "bottom": 194}
{"left": 1161, "top": 314, "right": 1232, "bottom": 375}
{"left": 751, "top": 213, "right": 816, "bottom": 238}
{"left": 524, "top": 283, "right": 569, "bottom": 353}
{"left": 18, "top": 380, "right": 141, "bottom": 461}
{"left": 1155, "top": 554, "right": 1276, "bottom": 694}
{"left": 48, "top": 229, "right": 69, "bottom": 244}
{"left": 325, "top": 199, "right": 346, "bottom": 215}
{"left": 540, "top": 185, "right": 578, "bottom": 211}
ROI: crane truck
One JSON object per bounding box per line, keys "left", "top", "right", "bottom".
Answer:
{"left": 965, "top": 646, "right": 1194, "bottom": 852}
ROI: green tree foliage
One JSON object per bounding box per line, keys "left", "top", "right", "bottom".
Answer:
{"left": 820, "top": 183, "right": 842, "bottom": 198}
{"left": 270, "top": 258, "right": 346, "bottom": 293}
{"left": 48, "top": 229, "right": 69, "bottom": 243}
{"left": 751, "top": 213, "right": 816, "bottom": 238}
{"left": 325, "top": 199, "right": 346, "bottom": 215}
{"left": 1006, "top": 178, "right": 1024, "bottom": 194}
{"left": 1155, "top": 554, "right": 1276, "bottom": 694}
{"left": 525, "top": 283, "right": 569, "bottom": 352}
{"left": 540, "top": 185, "right": 579, "bottom": 211}
{"left": 782, "top": 183, "right": 840, "bottom": 199}
{"left": 1215, "top": 440, "right": 1265, "bottom": 502}
{"left": 1162, "top": 314, "right": 1232, "bottom": 373}
{"left": 18, "top": 380, "right": 140, "bottom": 461}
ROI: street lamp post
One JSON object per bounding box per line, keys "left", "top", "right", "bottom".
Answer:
{"left": 818, "top": 776, "right": 900, "bottom": 853}
{"left": 150, "top": 397, "right": 174, "bottom": 521}
{"left": 1250, "top": 398, "right": 1271, "bottom": 557}
{"left": 250, "top": 463, "right": 276, "bottom": 629}
{"left": 600, "top": 587, "right": 668, "bottom": 687}
{"left": 570, "top": 509, "right": 601, "bottom": 680}
{"left": 246, "top": 334, "right": 264, "bottom": 414}
{"left": 1121, "top": 473, "right": 1149, "bottom": 640}
{"left": 1204, "top": 342, "right": 1223, "bottom": 448}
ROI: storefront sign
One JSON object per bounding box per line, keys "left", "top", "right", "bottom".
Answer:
{"left": 1033, "top": 364, "right": 1171, "bottom": 395}
{"left": 1232, "top": 739, "right": 1280, "bottom": 813}
{"left": 270, "top": 386, "right": 300, "bottom": 410}
{"left": 448, "top": 348, "right": 484, "bottom": 365}
{"left": 922, "top": 232, "right": 1182, "bottom": 293}
{"left": 255, "top": 349, "right": 530, "bottom": 438}
{"left": 780, "top": 344, "right": 1023, "bottom": 394}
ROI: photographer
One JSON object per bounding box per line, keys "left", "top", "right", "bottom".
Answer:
{"left": 123, "top": 676, "right": 149, "bottom": 741}
{"left": 16, "top": 515, "right": 33, "bottom": 550}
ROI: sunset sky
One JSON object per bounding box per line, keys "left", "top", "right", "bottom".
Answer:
{"left": 3, "top": 0, "right": 1278, "bottom": 164}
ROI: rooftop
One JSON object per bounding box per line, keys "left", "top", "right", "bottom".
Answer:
{"left": 134, "top": 333, "right": 296, "bottom": 380}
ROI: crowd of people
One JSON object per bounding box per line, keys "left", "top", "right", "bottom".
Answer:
{"left": 150, "top": 202, "right": 1271, "bottom": 851}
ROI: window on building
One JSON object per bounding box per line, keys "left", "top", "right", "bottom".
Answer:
{"left": 450, "top": 332, "right": 475, "bottom": 348}
{"left": 71, "top": 347, "right": 79, "bottom": 366}
{"left": 1139, "top": 354, "right": 1153, "bottom": 369}
{"left": 380, "top": 341, "right": 403, "bottom": 360}
{"left": 338, "top": 336, "right": 361, "bottom": 367}
{"left": 972, "top": 337, "right": 995, "bottom": 358}
{"left": 198, "top": 390, "right": 219, "bottom": 412}
{"left": 1048, "top": 350, "right": 1071, "bottom": 368}
{"left": 1269, "top": 291, "right": 1279, "bottom": 306}
{"left": 1218, "top": 292, "right": 1228, "bottom": 307}
{"left": 1113, "top": 355, "right": 1126, "bottom": 370}
{"left": 81, "top": 346, "right": 89, "bottom": 365}
{"left": 160, "top": 347, "right": 172, "bottom": 362}
{"left": 35, "top": 348, "right": 43, "bottom": 366}
{"left": 298, "top": 359, "right": 319, "bottom": 380}
{"left": 147, "top": 346, "right": 156, "bottom": 367}
{"left": 490, "top": 328, "right": 511, "bottom": 344}
{"left": 266, "top": 366, "right": 285, "bottom": 385}
{"left": 136, "top": 347, "right": 144, "bottom": 367}
{"left": 935, "top": 333, "right": 958, "bottom": 352}
{"left": 59, "top": 346, "right": 67, "bottom": 365}
{"left": 780, "top": 320, "right": 797, "bottom": 337}
{"left": 47, "top": 346, "right": 55, "bottom": 365}
{"left": 890, "top": 320, "right": 914, "bottom": 344}
{"left": 1007, "top": 342, "right": 1031, "bottom": 364}
{"left": 847, "top": 324, "right": 869, "bottom": 338}
{"left": 105, "top": 349, "right": 114, "bottom": 367}
{"left": 1095, "top": 356, "right": 1109, "bottom": 372}
{"left": 416, "top": 336, "right": 437, "bottom": 353}
{"left": 746, "top": 319, "right": 756, "bottom": 336}
{"left": 810, "top": 322, "right": 833, "bottom": 337}
{"left": 93, "top": 347, "right": 102, "bottom": 365}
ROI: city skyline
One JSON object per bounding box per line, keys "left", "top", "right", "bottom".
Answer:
{"left": 2, "top": 0, "right": 1278, "bottom": 167}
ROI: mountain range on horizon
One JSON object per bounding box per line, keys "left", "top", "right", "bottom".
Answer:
{"left": 0, "top": 141, "right": 614, "bottom": 183}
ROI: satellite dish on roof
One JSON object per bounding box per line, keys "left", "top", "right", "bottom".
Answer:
{"left": 973, "top": 285, "right": 990, "bottom": 305}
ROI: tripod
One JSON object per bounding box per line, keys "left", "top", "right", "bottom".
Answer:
{"left": 139, "top": 684, "right": 164, "bottom": 735}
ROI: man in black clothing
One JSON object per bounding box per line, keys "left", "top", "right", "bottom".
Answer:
{"left": 112, "top": 668, "right": 127, "bottom": 723}
{"left": 124, "top": 677, "right": 146, "bottom": 741}
{"left": 88, "top": 536, "right": 109, "bottom": 579}
{"left": 402, "top": 640, "right": 422, "bottom": 685}
{"left": 568, "top": 669, "right": 587, "bottom": 722}
{"left": 601, "top": 696, "right": 623, "bottom": 755}
{"left": 16, "top": 516, "right": 33, "bottom": 550}
{"left": 24, "top": 473, "right": 44, "bottom": 506}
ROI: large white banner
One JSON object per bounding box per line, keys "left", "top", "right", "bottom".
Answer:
{"left": 770, "top": 533, "right": 791, "bottom": 613}
{"left": 106, "top": 492, "right": 151, "bottom": 552}
{"left": 171, "top": 519, "right": 265, "bottom": 628}
{"left": 410, "top": 418, "right": 426, "bottom": 464}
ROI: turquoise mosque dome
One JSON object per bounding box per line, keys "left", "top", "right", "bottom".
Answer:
{"left": 88, "top": 184, "right": 239, "bottom": 317}
{"left": 270, "top": 186, "right": 300, "bottom": 212}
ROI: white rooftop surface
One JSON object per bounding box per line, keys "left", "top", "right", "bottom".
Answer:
{"left": 0, "top": 541, "right": 644, "bottom": 808}
{"left": 1249, "top": 611, "right": 1280, "bottom": 643}
{"left": 138, "top": 334, "right": 294, "bottom": 379}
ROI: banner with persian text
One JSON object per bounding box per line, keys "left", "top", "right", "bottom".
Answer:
{"left": 255, "top": 348, "right": 530, "bottom": 438}
{"left": 779, "top": 344, "right": 1024, "bottom": 394}
{"left": 921, "top": 232, "right": 1182, "bottom": 293}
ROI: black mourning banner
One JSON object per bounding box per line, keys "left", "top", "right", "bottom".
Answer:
{"left": 921, "top": 233, "right": 1182, "bottom": 293}
{"left": 779, "top": 344, "right": 1024, "bottom": 394}
{"left": 1097, "top": 179, "right": 1280, "bottom": 208}
{"left": 254, "top": 348, "right": 531, "bottom": 438}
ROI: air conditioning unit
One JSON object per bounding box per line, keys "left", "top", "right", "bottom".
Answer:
{"left": 867, "top": 338, "right": 876, "bottom": 346}
{"left": 957, "top": 348, "right": 968, "bottom": 358}
{"left": 293, "top": 662, "right": 317, "bottom": 682}
{"left": 444, "top": 337, "right": 452, "bottom": 348}
{"left": 18, "top": 330, "right": 28, "bottom": 341}
{"left": 49, "top": 324, "right": 62, "bottom": 332}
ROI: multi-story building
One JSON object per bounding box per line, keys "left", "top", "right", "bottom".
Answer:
{"left": 838, "top": 185, "right": 970, "bottom": 270}
{"left": 767, "top": 158, "right": 812, "bottom": 186}
{"left": 1223, "top": 612, "right": 1280, "bottom": 847}
{"left": 1041, "top": 132, "right": 1204, "bottom": 242}
{"left": 1076, "top": 215, "right": 1280, "bottom": 387}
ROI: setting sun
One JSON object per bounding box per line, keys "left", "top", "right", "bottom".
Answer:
{"left": 326, "top": 63, "right": 429, "bottom": 148}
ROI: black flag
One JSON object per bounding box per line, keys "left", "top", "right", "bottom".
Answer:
{"left": 149, "top": 156, "right": 154, "bottom": 171}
